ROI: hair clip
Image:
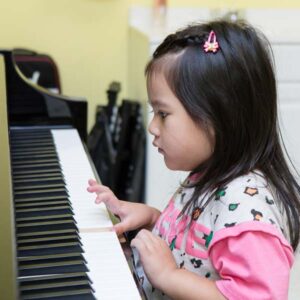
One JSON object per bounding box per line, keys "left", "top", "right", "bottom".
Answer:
{"left": 203, "top": 30, "right": 219, "bottom": 53}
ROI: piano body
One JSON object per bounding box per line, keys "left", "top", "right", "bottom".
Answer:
{"left": 0, "top": 50, "right": 142, "bottom": 300}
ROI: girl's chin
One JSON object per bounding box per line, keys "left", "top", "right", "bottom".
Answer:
{"left": 164, "top": 159, "right": 184, "bottom": 171}
{"left": 164, "top": 158, "right": 193, "bottom": 172}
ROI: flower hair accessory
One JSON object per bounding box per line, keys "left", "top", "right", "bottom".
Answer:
{"left": 203, "top": 30, "right": 219, "bottom": 53}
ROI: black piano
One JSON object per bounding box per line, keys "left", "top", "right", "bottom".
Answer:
{"left": 0, "top": 49, "right": 143, "bottom": 300}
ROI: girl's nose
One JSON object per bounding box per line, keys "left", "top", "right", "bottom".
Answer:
{"left": 148, "top": 117, "right": 160, "bottom": 137}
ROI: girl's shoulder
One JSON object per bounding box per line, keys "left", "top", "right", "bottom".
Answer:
{"left": 204, "top": 171, "right": 288, "bottom": 238}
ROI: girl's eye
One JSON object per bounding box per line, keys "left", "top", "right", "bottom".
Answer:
{"left": 149, "top": 108, "right": 168, "bottom": 119}
{"left": 158, "top": 111, "right": 168, "bottom": 119}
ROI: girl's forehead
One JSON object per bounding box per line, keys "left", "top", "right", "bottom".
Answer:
{"left": 147, "top": 72, "right": 175, "bottom": 101}
{"left": 147, "top": 70, "right": 165, "bottom": 83}
{"left": 147, "top": 51, "right": 183, "bottom": 79}
{"left": 146, "top": 70, "right": 166, "bottom": 93}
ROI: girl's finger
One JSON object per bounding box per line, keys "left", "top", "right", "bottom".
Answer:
{"left": 95, "top": 195, "right": 103, "bottom": 204}
{"left": 131, "top": 229, "right": 156, "bottom": 252}
{"left": 88, "top": 178, "right": 97, "bottom": 186}
{"left": 113, "top": 222, "right": 127, "bottom": 236}
{"left": 131, "top": 235, "right": 148, "bottom": 254}
{"left": 87, "top": 184, "right": 110, "bottom": 194}
{"left": 96, "top": 192, "right": 121, "bottom": 213}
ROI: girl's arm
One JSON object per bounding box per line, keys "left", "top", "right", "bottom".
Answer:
{"left": 131, "top": 229, "right": 226, "bottom": 300}
{"left": 131, "top": 226, "right": 293, "bottom": 300}
{"left": 159, "top": 269, "right": 226, "bottom": 300}
{"left": 87, "top": 179, "right": 161, "bottom": 235}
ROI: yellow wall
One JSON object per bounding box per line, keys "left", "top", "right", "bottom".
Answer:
{"left": 0, "top": 0, "right": 128, "bottom": 131}
{"left": 130, "top": 0, "right": 300, "bottom": 7}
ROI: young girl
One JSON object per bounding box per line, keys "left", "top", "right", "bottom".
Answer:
{"left": 87, "top": 20, "right": 300, "bottom": 300}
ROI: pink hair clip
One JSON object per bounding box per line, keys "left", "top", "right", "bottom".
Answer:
{"left": 203, "top": 30, "right": 219, "bottom": 53}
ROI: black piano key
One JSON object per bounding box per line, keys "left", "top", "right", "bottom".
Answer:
{"left": 21, "top": 289, "right": 95, "bottom": 300}
{"left": 18, "top": 233, "right": 80, "bottom": 248}
{"left": 17, "top": 233, "right": 83, "bottom": 257}
{"left": 19, "top": 275, "right": 96, "bottom": 300}
{"left": 18, "top": 233, "right": 81, "bottom": 246}
{"left": 10, "top": 142, "right": 55, "bottom": 150}
{"left": 14, "top": 182, "right": 66, "bottom": 192}
{"left": 15, "top": 197, "right": 70, "bottom": 207}
{"left": 11, "top": 148, "right": 57, "bottom": 157}
{"left": 19, "top": 272, "right": 93, "bottom": 291}
{"left": 18, "top": 240, "right": 83, "bottom": 256}
{"left": 12, "top": 170, "right": 64, "bottom": 180}
{"left": 12, "top": 152, "right": 58, "bottom": 161}
{"left": 15, "top": 195, "right": 69, "bottom": 208}
{"left": 12, "top": 162, "right": 61, "bottom": 173}
{"left": 15, "top": 198, "right": 70, "bottom": 206}
{"left": 18, "top": 233, "right": 80, "bottom": 245}
{"left": 11, "top": 130, "right": 52, "bottom": 138}
{"left": 16, "top": 219, "right": 78, "bottom": 234}
{"left": 12, "top": 150, "right": 57, "bottom": 158}
{"left": 15, "top": 203, "right": 72, "bottom": 214}
{"left": 10, "top": 133, "right": 52, "bottom": 140}
{"left": 16, "top": 206, "right": 73, "bottom": 219}
{"left": 16, "top": 213, "right": 74, "bottom": 223}
{"left": 13, "top": 167, "right": 62, "bottom": 176}
{"left": 15, "top": 195, "right": 69, "bottom": 207}
{"left": 13, "top": 176, "right": 64, "bottom": 186}
{"left": 18, "top": 253, "right": 88, "bottom": 276}
{"left": 14, "top": 188, "right": 69, "bottom": 200}
{"left": 10, "top": 129, "right": 52, "bottom": 138}
{"left": 16, "top": 214, "right": 75, "bottom": 230}
{"left": 12, "top": 159, "right": 59, "bottom": 168}
{"left": 17, "top": 206, "right": 72, "bottom": 218}
{"left": 11, "top": 133, "right": 52, "bottom": 140}
{"left": 12, "top": 139, "right": 53, "bottom": 145}
{"left": 17, "top": 228, "right": 78, "bottom": 238}
{"left": 16, "top": 215, "right": 76, "bottom": 225}
{"left": 11, "top": 131, "right": 53, "bottom": 139}
{"left": 14, "top": 194, "right": 70, "bottom": 203}
{"left": 11, "top": 142, "right": 55, "bottom": 150}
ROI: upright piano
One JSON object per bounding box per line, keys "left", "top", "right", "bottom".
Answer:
{"left": 0, "top": 50, "right": 142, "bottom": 300}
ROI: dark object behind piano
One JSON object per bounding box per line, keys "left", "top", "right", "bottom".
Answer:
{"left": 1, "top": 48, "right": 87, "bottom": 142}
{"left": 14, "top": 49, "right": 62, "bottom": 94}
{"left": 88, "top": 82, "right": 146, "bottom": 203}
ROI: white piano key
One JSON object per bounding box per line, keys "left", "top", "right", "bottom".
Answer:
{"left": 81, "top": 231, "right": 141, "bottom": 300}
{"left": 51, "top": 129, "right": 142, "bottom": 299}
{"left": 51, "top": 129, "right": 113, "bottom": 229}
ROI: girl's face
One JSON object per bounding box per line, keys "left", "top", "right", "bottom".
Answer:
{"left": 148, "top": 72, "right": 215, "bottom": 171}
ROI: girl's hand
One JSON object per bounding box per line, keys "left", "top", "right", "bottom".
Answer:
{"left": 87, "top": 179, "right": 161, "bottom": 235}
{"left": 130, "top": 229, "right": 177, "bottom": 290}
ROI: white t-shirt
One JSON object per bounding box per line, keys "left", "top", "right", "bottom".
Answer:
{"left": 133, "top": 171, "right": 293, "bottom": 300}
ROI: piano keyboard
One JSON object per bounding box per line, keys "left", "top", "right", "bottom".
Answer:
{"left": 10, "top": 127, "right": 141, "bottom": 300}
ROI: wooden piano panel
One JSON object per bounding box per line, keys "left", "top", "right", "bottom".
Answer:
{"left": 0, "top": 54, "right": 18, "bottom": 300}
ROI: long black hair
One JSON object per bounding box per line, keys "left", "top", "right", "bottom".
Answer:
{"left": 146, "top": 20, "right": 300, "bottom": 251}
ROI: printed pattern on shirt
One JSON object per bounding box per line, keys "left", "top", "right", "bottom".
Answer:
{"left": 133, "top": 171, "right": 289, "bottom": 300}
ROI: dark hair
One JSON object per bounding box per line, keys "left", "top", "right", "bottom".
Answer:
{"left": 146, "top": 20, "right": 300, "bottom": 251}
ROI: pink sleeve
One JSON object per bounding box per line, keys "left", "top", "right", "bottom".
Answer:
{"left": 208, "top": 222, "right": 294, "bottom": 300}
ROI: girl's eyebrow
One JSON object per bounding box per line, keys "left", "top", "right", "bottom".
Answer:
{"left": 148, "top": 98, "right": 169, "bottom": 108}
